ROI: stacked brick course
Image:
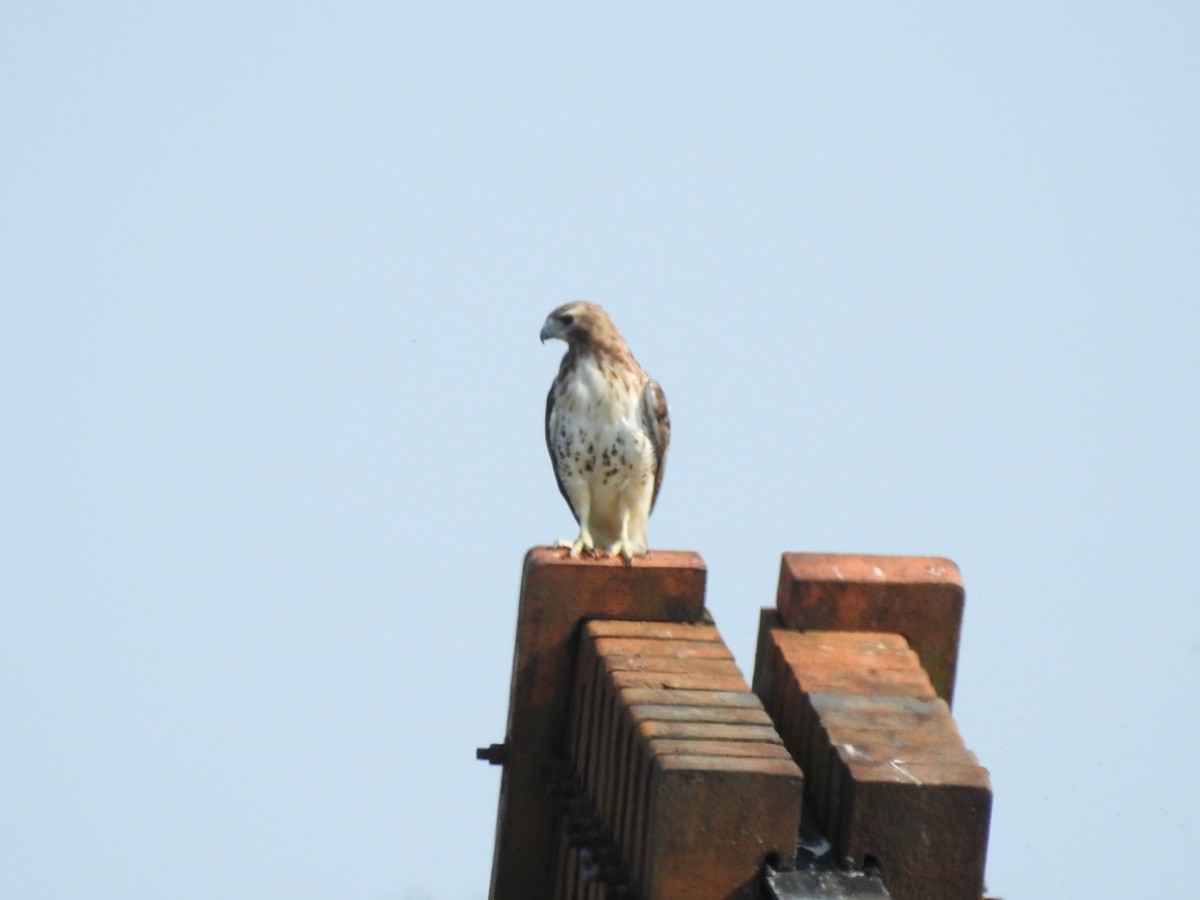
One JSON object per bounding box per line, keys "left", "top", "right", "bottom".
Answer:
{"left": 755, "top": 555, "right": 992, "bottom": 900}
{"left": 555, "top": 620, "right": 803, "bottom": 899}
{"left": 774, "top": 553, "right": 965, "bottom": 703}
{"left": 483, "top": 549, "right": 992, "bottom": 900}
{"left": 486, "top": 549, "right": 707, "bottom": 900}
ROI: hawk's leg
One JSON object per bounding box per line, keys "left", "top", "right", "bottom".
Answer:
{"left": 555, "top": 489, "right": 595, "bottom": 557}
{"left": 605, "top": 506, "right": 645, "bottom": 563}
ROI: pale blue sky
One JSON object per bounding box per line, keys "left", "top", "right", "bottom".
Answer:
{"left": 3, "top": 4, "right": 1198, "bottom": 899}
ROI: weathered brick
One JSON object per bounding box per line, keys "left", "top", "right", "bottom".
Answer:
{"left": 775, "top": 629, "right": 912, "bottom": 653}
{"left": 834, "top": 759, "right": 992, "bottom": 900}
{"left": 628, "top": 703, "right": 775, "bottom": 726}
{"left": 806, "top": 690, "right": 951, "bottom": 720}
{"left": 776, "top": 553, "right": 964, "bottom": 704}
{"left": 489, "top": 547, "right": 706, "bottom": 900}
{"left": 781, "top": 663, "right": 934, "bottom": 698}
{"left": 610, "top": 693, "right": 773, "bottom": 854}
{"left": 824, "top": 722, "right": 966, "bottom": 756}
{"left": 639, "top": 754, "right": 803, "bottom": 899}
{"left": 587, "top": 627, "right": 750, "bottom": 846}
{"left": 594, "top": 636, "right": 734, "bottom": 660}
{"left": 601, "top": 654, "right": 744, "bottom": 676}
{"left": 635, "top": 719, "right": 785, "bottom": 743}
{"left": 647, "top": 738, "right": 795, "bottom": 760}
{"left": 564, "top": 613, "right": 802, "bottom": 899}
{"left": 604, "top": 686, "right": 753, "bottom": 849}
{"left": 753, "top": 622, "right": 991, "bottom": 900}
{"left": 760, "top": 630, "right": 942, "bottom": 811}
{"left": 626, "top": 727, "right": 793, "bottom": 891}
{"left": 602, "top": 682, "right": 755, "bottom": 843}
{"left": 751, "top": 607, "right": 784, "bottom": 702}
{"left": 586, "top": 620, "right": 722, "bottom": 640}
{"left": 621, "top": 687, "right": 765, "bottom": 711}
{"left": 774, "top": 629, "right": 924, "bottom": 675}
{"left": 817, "top": 725, "right": 979, "bottom": 848}
{"left": 584, "top": 621, "right": 742, "bottom": 812}
{"left": 610, "top": 669, "right": 750, "bottom": 691}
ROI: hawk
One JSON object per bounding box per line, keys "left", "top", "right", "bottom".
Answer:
{"left": 540, "top": 301, "right": 670, "bottom": 560}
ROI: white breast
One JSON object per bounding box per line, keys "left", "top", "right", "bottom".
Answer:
{"left": 550, "top": 356, "right": 656, "bottom": 549}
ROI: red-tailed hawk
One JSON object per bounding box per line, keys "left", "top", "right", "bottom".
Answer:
{"left": 540, "top": 301, "right": 670, "bottom": 560}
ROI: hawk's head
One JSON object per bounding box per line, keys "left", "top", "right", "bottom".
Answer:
{"left": 539, "top": 301, "right": 619, "bottom": 348}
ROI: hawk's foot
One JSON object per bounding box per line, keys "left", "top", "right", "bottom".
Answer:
{"left": 555, "top": 534, "right": 595, "bottom": 558}
{"left": 605, "top": 539, "right": 647, "bottom": 562}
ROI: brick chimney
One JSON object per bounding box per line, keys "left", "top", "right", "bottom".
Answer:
{"left": 479, "top": 548, "right": 992, "bottom": 900}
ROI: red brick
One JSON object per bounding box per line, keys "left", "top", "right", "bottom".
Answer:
{"left": 634, "top": 718, "right": 785, "bottom": 745}
{"left": 772, "top": 633, "right": 936, "bottom": 692}
{"left": 806, "top": 690, "right": 951, "bottom": 720}
{"left": 628, "top": 730, "right": 794, "bottom": 887}
{"left": 585, "top": 620, "right": 722, "bottom": 640}
{"left": 570, "top": 617, "right": 802, "bottom": 898}
{"left": 639, "top": 754, "right": 803, "bottom": 899}
{"left": 598, "top": 680, "right": 753, "bottom": 838}
{"left": 800, "top": 690, "right": 958, "bottom": 832}
{"left": 775, "top": 629, "right": 912, "bottom": 652}
{"left": 784, "top": 666, "right": 938, "bottom": 699}
{"left": 620, "top": 687, "right": 767, "bottom": 714}
{"left": 835, "top": 759, "right": 992, "bottom": 900}
{"left": 568, "top": 629, "right": 604, "bottom": 795}
{"left": 609, "top": 669, "right": 749, "bottom": 692}
{"left": 601, "top": 654, "right": 744, "bottom": 676}
{"left": 819, "top": 732, "right": 979, "bottom": 847}
{"left": 582, "top": 630, "right": 749, "bottom": 842}
{"left": 627, "top": 703, "right": 775, "bottom": 727}
{"left": 647, "top": 738, "right": 795, "bottom": 760}
{"left": 824, "top": 722, "right": 966, "bottom": 755}
{"left": 752, "top": 623, "right": 991, "bottom": 900}
{"left": 751, "top": 607, "right": 784, "bottom": 703}
{"left": 774, "top": 629, "right": 924, "bottom": 674}
{"left": 622, "top": 715, "right": 782, "bottom": 860}
{"left": 776, "top": 553, "right": 964, "bottom": 704}
{"left": 488, "top": 547, "right": 706, "bottom": 900}
{"left": 594, "top": 636, "right": 733, "bottom": 659}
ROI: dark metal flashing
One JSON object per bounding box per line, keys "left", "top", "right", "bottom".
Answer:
{"left": 765, "top": 867, "right": 892, "bottom": 899}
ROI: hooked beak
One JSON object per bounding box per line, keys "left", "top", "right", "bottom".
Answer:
{"left": 539, "top": 318, "right": 561, "bottom": 344}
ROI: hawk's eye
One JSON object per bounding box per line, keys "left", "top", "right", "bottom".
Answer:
{"left": 559, "top": 313, "right": 574, "bottom": 326}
